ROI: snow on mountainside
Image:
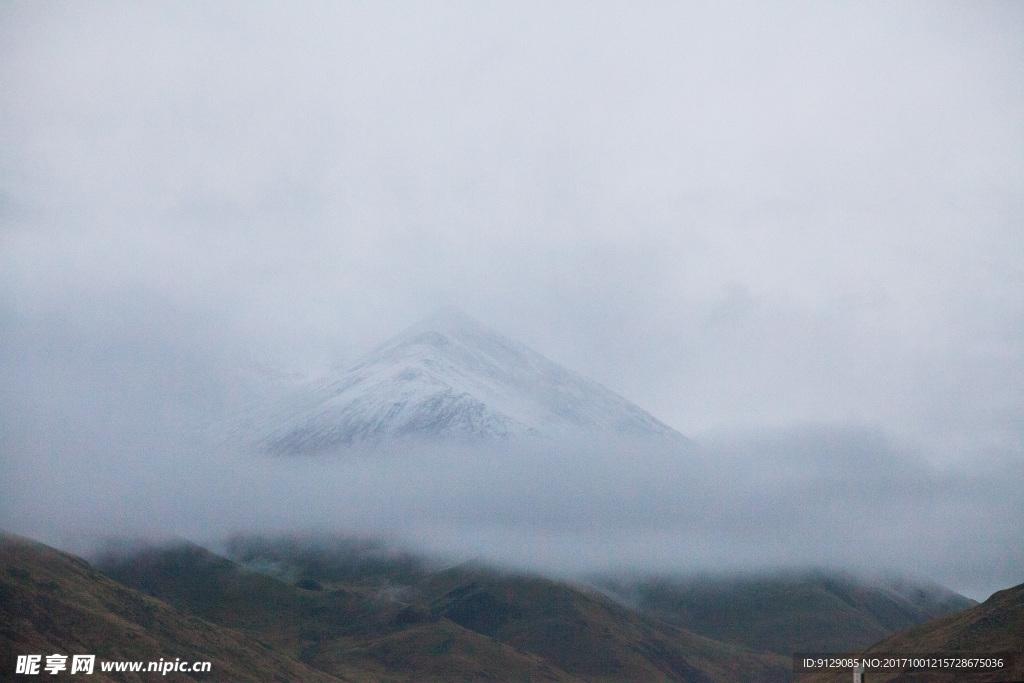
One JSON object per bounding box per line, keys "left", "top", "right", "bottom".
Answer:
{"left": 259, "top": 309, "right": 684, "bottom": 453}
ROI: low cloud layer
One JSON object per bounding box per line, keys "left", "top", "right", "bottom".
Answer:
{"left": 2, "top": 338, "right": 1020, "bottom": 601}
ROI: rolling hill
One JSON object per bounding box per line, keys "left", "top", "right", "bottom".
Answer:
{"left": 596, "top": 571, "right": 975, "bottom": 655}
{"left": 98, "top": 536, "right": 790, "bottom": 682}
{"left": 796, "top": 580, "right": 1024, "bottom": 682}
{"left": 7, "top": 529, "right": 995, "bottom": 682}
{"left": 0, "top": 531, "right": 348, "bottom": 682}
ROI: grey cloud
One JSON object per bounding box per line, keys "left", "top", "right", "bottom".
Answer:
{"left": 2, "top": 400, "right": 1020, "bottom": 601}
{"left": 0, "top": 288, "right": 1021, "bottom": 602}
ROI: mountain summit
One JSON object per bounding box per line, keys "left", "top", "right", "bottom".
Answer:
{"left": 262, "top": 309, "right": 684, "bottom": 453}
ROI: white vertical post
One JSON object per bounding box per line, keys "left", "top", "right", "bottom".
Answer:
{"left": 853, "top": 663, "right": 865, "bottom": 683}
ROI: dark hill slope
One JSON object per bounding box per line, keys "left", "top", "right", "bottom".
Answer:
{"left": 101, "top": 540, "right": 791, "bottom": 682}
{"left": 798, "top": 581, "right": 1024, "bottom": 682}
{"left": 599, "top": 572, "right": 975, "bottom": 655}
{"left": 97, "top": 542, "right": 574, "bottom": 682}
{"left": 0, "top": 531, "right": 347, "bottom": 682}
{"left": 422, "top": 564, "right": 791, "bottom": 682}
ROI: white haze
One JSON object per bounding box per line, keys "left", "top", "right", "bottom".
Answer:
{"left": 1, "top": 305, "right": 1020, "bottom": 601}
{"left": 3, "top": 423, "right": 1021, "bottom": 602}
{"left": 1, "top": 2, "right": 1022, "bottom": 601}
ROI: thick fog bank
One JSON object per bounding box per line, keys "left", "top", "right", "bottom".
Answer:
{"left": 2, "top": 424, "right": 1020, "bottom": 601}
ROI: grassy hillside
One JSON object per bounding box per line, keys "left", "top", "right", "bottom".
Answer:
{"left": 15, "top": 528, "right": 992, "bottom": 683}
{"left": 420, "top": 564, "right": 791, "bottom": 682}
{"left": 0, "top": 531, "right": 349, "bottom": 682}
{"left": 597, "top": 571, "right": 975, "bottom": 655}
{"left": 101, "top": 537, "right": 791, "bottom": 682}
{"left": 797, "top": 581, "right": 1024, "bottom": 682}
{"left": 97, "top": 542, "right": 574, "bottom": 682}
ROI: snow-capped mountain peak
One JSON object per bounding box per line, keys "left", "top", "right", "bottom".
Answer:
{"left": 261, "top": 310, "right": 684, "bottom": 453}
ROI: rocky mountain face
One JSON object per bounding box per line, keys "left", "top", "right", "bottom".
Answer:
{"left": 256, "top": 309, "right": 684, "bottom": 454}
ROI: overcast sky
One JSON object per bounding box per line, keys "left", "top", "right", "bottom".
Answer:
{"left": 1, "top": 3, "right": 1022, "bottom": 598}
